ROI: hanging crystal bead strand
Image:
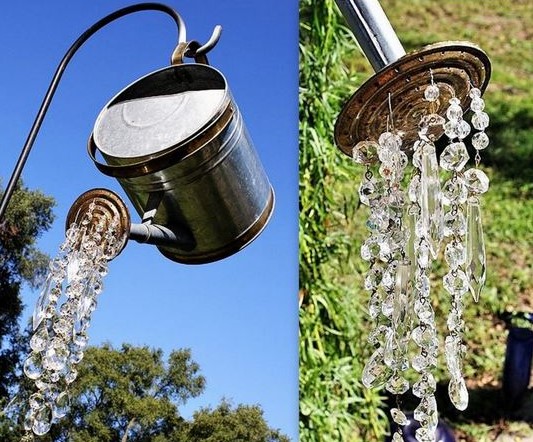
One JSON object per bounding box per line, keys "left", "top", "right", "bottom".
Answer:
{"left": 353, "top": 141, "right": 393, "bottom": 390}
{"left": 372, "top": 127, "right": 412, "bottom": 441}
{"left": 23, "top": 220, "right": 82, "bottom": 437}
{"left": 23, "top": 204, "right": 120, "bottom": 437}
{"left": 406, "top": 77, "right": 444, "bottom": 442}
{"left": 410, "top": 140, "right": 440, "bottom": 442}
{"left": 440, "top": 94, "right": 472, "bottom": 411}
{"left": 465, "top": 87, "right": 489, "bottom": 302}
{"left": 378, "top": 130, "right": 411, "bottom": 387}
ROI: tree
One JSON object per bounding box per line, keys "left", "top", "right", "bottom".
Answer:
{"left": 12, "top": 344, "right": 289, "bottom": 441}
{"left": 42, "top": 344, "right": 205, "bottom": 442}
{"left": 183, "top": 401, "right": 290, "bottom": 442}
{"left": 0, "top": 183, "right": 54, "bottom": 397}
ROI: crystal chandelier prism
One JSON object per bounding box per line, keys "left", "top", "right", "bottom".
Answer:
{"left": 352, "top": 78, "right": 490, "bottom": 441}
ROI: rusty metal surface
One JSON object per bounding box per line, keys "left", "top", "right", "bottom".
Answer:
{"left": 334, "top": 41, "right": 491, "bottom": 157}
{"left": 66, "top": 188, "right": 131, "bottom": 260}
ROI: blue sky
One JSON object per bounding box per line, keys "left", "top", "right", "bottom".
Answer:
{"left": 0, "top": 1, "right": 298, "bottom": 439}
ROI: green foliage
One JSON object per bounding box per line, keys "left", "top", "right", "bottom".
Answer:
{"left": 0, "top": 182, "right": 54, "bottom": 398}
{"left": 4, "top": 344, "right": 289, "bottom": 442}
{"left": 48, "top": 344, "right": 204, "bottom": 442}
{"left": 300, "top": 0, "right": 532, "bottom": 440}
{"left": 299, "top": 0, "right": 389, "bottom": 440}
{"left": 183, "top": 400, "right": 289, "bottom": 442}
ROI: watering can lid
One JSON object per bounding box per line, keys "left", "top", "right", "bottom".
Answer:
{"left": 93, "top": 64, "right": 227, "bottom": 160}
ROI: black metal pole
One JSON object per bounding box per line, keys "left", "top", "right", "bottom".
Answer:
{"left": 0, "top": 3, "right": 186, "bottom": 221}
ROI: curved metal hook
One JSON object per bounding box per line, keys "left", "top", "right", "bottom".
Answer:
{"left": 0, "top": 3, "right": 187, "bottom": 221}
{"left": 171, "top": 24, "right": 222, "bottom": 65}
{"left": 196, "top": 24, "right": 222, "bottom": 55}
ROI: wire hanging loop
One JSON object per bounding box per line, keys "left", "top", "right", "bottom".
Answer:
{"left": 171, "top": 25, "right": 222, "bottom": 65}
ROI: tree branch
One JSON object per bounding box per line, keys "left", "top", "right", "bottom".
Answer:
{"left": 121, "top": 417, "right": 137, "bottom": 442}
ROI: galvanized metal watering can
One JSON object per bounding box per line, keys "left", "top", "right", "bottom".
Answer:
{"left": 88, "top": 47, "right": 274, "bottom": 264}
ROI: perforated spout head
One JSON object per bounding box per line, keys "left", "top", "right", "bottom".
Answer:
{"left": 65, "top": 188, "right": 131, "bottom": 261}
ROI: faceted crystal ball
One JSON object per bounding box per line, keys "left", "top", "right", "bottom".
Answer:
{"left": 440, "top": 142, "right": 469, "bottom": 172}
{"left": 424, "top": 83, "right": 440, "bottom": 102}
{"left": 464, "top": 168, "right": 490, "bottom": 194}
{"left": 352, "top": 140, "right": 379, "bottom": 165}
{"left": 472, "top": 131, "right": 489, "bottom": 150}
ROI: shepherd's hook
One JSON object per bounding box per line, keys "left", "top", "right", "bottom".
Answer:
{"left": 0, "top": 2, "right": 221, "bottom": 221}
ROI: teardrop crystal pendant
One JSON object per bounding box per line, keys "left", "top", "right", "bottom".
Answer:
{"left": 418, "top": 141, "right": 443, "bottom": 258}
{"left": 466, "top": 198, "right": 486, "bottom": 302}
{"left": 449, "top": 376, "right": 469, "bottom": 411}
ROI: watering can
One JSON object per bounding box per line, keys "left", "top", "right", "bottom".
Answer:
{"left": 88, "top": 57, "right": 274, "bottom": 264}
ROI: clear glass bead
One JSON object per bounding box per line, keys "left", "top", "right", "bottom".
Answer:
{"left": 424, "top": 84, "right": 440, "bottom": 101}
{"left": 472, "top": 131, "right": 489, "bottom": 150}
{"left": 24, "top": 353, "right": 44, "bottom": 380}
{"left": 443, "top": 120, "right": 459, "bottom": 139}
{"left": 362, "top": 347, "right": 390, "bottom": 388}
{"left": 444, "top": 242, "right": 466, "bottom": 269}
{"left": 367, "top": 324, "right": 390, "bottom": 345}
{"left": 440, "top": 142, "right": 469, "bottom": 172}
{"left": 359, "top": 180, "right": 377, "bottom": 206}
{"left": 446, "top": 103, "right": 463, "bottom": 121}
{"left": 386, "top": 374, "right": 409, "bottom": 395}
{"left": 469, "top": 88, "right": 481, "bottom": 98}
{"left": 392, "top": 432, "right": 403, "bottom": 442}
{"left": 381, "top": 293, "right": 395, "bottom": 318}
{"left": 443, "top": 269, "right": 470, "bottom": 295}
{"left": 411, "top": 352, "right": 435, "bottom": 373}
{"left": 391, "top": 407, "right": 408, "bottom": 425}
{"left": 445, "top": 335, "right": 461, "bottom": 375}
{"left": 447, "top": 308, "right": 464, "bottom": 332}
{"left": 418, "top": 113, "right": 446, "bottom": 142}
{"left": 416, "top": 427, "right": 436, "bottom": 442}
{"left": 472, "top": 111, "right": 489, "bottom": 131}
{"left": 470, "top": 97, "right": 485, "bottom": 112}
{"left": 415, "top": 274, "right": 431, "bottom": 298}
{"left": 352, "top": 140, "right": 379, "bottom": 164}
{"left": 443, "top": 210, "right": 466, "bottom": 237}
{"left": 414, "top": 396, "right": 439, "bottom": 431}
{"left": 413, "top": 373, "right": 437, "bottom": 398}
{"left": 378, "top": 131, "right": 402, "bottom": 150}
{"left": 32, "top": 404, "right": 53, "bottom": 436}
{"left": 442, "top": 177, "right": 467, "bottom": 206}
{"left": 412, "top": 325, "right": 438, "bottom": 349}
{"left": 464, "top": 168, "right": 490, "bottom": 194}
{"left": 415, "top": 299, "right": 434, "bottom": 324}
{"left": 456, "top": 120, "right": 471, "bottom": 140}
{"left": 361, "top": 236, "right": 380, "bottom": 261}
{"left": 30, "top": 325, "right": 49, "bottom": 352}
